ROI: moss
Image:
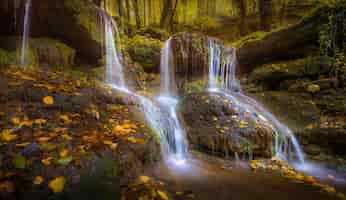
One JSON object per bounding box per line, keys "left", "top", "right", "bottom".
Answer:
{"left": 64, "top": 0, "right": 102, "bottom": 44}
{"left": 125, "top": 35, "right": 162, "bottom": 71}
{"left": 0, "top": 48, "right": 16, "bottom": 65}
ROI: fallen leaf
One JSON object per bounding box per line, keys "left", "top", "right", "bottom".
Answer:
{"left": 48, "top": 176, "right": 66, "bottom": 193}
{"left": 56, "top": 156, "right": 73, "bottom": 166}
{"left": 138, "top": 176, "right": 150, "bottom": 184}
{"left": 15, "top": 142, "right": 31, "bottom": 148}
{"left": 61, "top": 134, "right": 73, "bottom": 141}
{"left": 157, "top": 190, "right": 169, "bottom": 200}
{"left": 36, "top": 137, "right": 51, "bottom": 143}
{"left": 42, "top": 96, "right": 54, "bottom": 105}
{"left": 33, "top": 176, "right": 44, "bottom": 185}
{"left": 59, "top": 149, "right": 69, "bottom": 158}
{"left": 0, "top": 181, "right": 15, "bottom": 193}
{"left": 11, "top": 117, "right": 20, "bottom": 125}
{"left": 41, "top": 157, "right": 54, "bottom": 166}
{"left": 1, "top": 129, "right": 18, "bottom": 142}
{"left": 34, "top": 119, "right": 47, "bottom": 125}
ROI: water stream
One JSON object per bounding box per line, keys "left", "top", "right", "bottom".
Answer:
{"left": 20, "top": 0, "right": 31, "bottom": 67}
{"left": 100, "top": 12, "right": 187, "bottom": 163}
{"left": 207, "top": 39, "right": 305, "bottom": 164}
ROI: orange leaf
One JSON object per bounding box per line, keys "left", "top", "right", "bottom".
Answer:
{"left": 41, "top": 157, "right": 54, "bottom": 166}
{"left": 48, "top": 176, "right": 65, "bottom": 193}
{"left": 42, "top": 96, "right": 54, "bottom": 105}
{"left": 59, "top": 149, "right": 69, "bottom": 158}
{"left": 33, "top": 176, "right": 44, "bottom": 185}
{"left": 36, "top": 137, "right": 51, "bottom": 143}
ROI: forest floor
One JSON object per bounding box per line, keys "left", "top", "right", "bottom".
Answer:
{"left": 0, "top": 66, "right": 345, "bottom": 200}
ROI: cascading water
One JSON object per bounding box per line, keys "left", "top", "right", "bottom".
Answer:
{"left": 157, "top": 38, "right": 188, "bottom": 161}
{"left": 207, "top": 39, "right": 305, "bottom": 164}
{"left": 100, "top": 11, "right": 186, "bottom": 162}
{"left": 100, "top": 11, "right": 125, "bottom": 88}
{"left": 20, "top": 0, "right": 31, "bottom": 67}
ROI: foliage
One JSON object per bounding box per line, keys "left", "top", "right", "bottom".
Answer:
{"left": 192, "top": 16, "right": 221, "bottom": 33}
{"left": 317, "top": 0, "right": 346, "bottom": 84}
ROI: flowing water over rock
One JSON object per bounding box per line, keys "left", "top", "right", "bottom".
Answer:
{"left": 157, "top": 38, "right": 188, "bottom": 161}
{"left": 20, "top": 0, "right": 31, "bottom": 67}
{"left": 207, "top": 38, "right": 305, "bottom": 164}
{"left": 100, "top": 13, "right": 187, "bottom": 163}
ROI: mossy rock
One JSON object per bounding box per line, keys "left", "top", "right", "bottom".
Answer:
{"left": 126, "top": 35, "right": 162, "bottom": 72}
{"left": 30, "top": 38, "right": 75, "bottom": 67}
{"left": 180, "top": 92, "right": 275, "bottom": 158}
{"left": 249, "top": 57, "right": 333, "bottom": 85}
{"left": 0, "top": 48, "right": 16, "bottom": 66}
{"left": 32, "top": 0, "right": 104, "bottom": 65}
{"left": 134, "top": 27, "right": 169, "bottom": 40}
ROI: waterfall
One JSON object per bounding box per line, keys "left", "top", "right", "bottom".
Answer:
{"left": 20, "top": 0, "right": 31, "bottom": 67}
{"left": 158, "top": 39, "right": 188, "bottom": 161}
{"left": 208, "top": 38, "right": 305, "bottom": 164}
{"left": 100, "top": 11, "right": 125, "bottom": 88}
{"left": 100, "top": 11, "right": 187, "bottom": 162}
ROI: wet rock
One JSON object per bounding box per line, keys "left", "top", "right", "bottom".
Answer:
{"left": 180, "top": 92, "right": 275, "bottom": 158}
{"left": 126, "top": 35, "right": 162, "bottom": 73}
{"left": 249, "top": 92, "right": 321, "bottom": 130}
{"left": 30, "top": 38, "right": 75, "bottom": 67}
{"left": 301, "top": 128, "right": 346, "bottom": 155}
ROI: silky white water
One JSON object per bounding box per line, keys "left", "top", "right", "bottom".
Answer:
{"left": 208, "top": 39, "right": 305, "bottom": 164}
{"left": 20, "top": 0, "right": 31, "bottom": 67}
{"left": 101, "top": 12, "right": 125, "bottom": 88}
{"left": 101, "top": 12, "right": 187, "bottom": 162}
{"left": 158, "top": 38, "right": 188, "bottom": 161}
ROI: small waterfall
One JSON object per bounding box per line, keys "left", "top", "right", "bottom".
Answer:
{"left": 158, "top": 39, "right": 188, "bottom": 161}
{"left": 20, "top": 0, "right": 31, "bottom": 67}
{"left": 100, "top": 11, "right": 187, "bottom": 162}
{"left": 100, "top": 11, "right": 125, "bottom": 88}
{"left": 208, "top": 39, "right": 305, "bottom": 164}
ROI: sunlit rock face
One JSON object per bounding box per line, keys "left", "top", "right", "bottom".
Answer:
{"left": 180, "top": 92, "right": 275, "bottom": 158}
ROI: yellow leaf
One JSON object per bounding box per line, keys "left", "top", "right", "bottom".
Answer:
{"left": 1, "top": 129, "right": 18, "bottom": 142}
{"left": 157, "top": 190, "right": 169, "bottom": 200}
{"left": 61, "top": 134, "right": 73, "bottom": 141}
{"left": 127, "top": 136, "right": 137, "bottom": 143}
{"left": 138, "top": 176, "right": 150, "bottom": 184}
{"left": 48, "top": 176, "right": 66, "bottom": 193}
{"left": 103, "top": 140, "right": 113, "bottom": 145}
{"left": 33, "top": 176, "right": 44, "bottom": 185}
{"left": 41, "top": 157, "right": 54, "bottom": 166}
{"left": 36, "top": 137, "right": 51, "bottom": 143}
{"left": 11, "top": 117, "right": 20, "bottom": 125}
{"left": 42, "top": 96, "right": 54, "bottom": 105}
{"left": 59, "top": 149, "right": 69, "bottom": 158}
{"left": 34, "top": 119, "right": 47, "bottom": 125}
{"left": 15, "top": 142, "right": 31, "bottom": 148}
{"left": 59, "top": 115, "right": 71, "bottom": 124}
{"left": 109, "top": 143, "right": 118, "bottom": 151}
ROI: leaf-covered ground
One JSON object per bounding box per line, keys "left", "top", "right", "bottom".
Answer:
{"left": 0, "top": 66, "right": 166, "bottom": 199}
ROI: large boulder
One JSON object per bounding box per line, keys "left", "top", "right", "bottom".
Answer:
{"left": 30, "top": 38, "right": 75, "bottom": 67}
{"left": 249, "top": 57, "right": 333, "bottom": 85}
{"left": 0, "top": 36, "right": 75, "bottom": 67}
{"left": 30, "top": 0, "right": 104, "bottom": 65}
{"left": 126, "top": 35, "right": 162, "bottom": 73}
{"left": 180, "top": 92, "right": 275, "bottom": 158}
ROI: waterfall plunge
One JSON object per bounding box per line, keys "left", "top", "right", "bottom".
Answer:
{"left": 158, "top": 38, "right": 188, "bottom": 162}
{"left": 100, "top": 13, "right": 187, "bottom": 163}
{"left": 207, "top": 39, "right": 305, "bottom": 164}
{"left": 101, "top": 12, "right": 125, "bottom": 88}
{"left": 20, "top": 0, "right": 31, "bottom": 67}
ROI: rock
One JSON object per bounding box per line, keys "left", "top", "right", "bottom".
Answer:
{"left": 249, "top": 57, "right": 333, "bottom": 86}
{"left": 30, "top": 38, "right": 75, "bottom": 67}
{"left": 249, "top": 92, "right": 321, "bottom": 130}
{"left": 31, "top": 0, "right": 104, "bottom": 65}
{"left": 301, "top": 128, "right": 346, "bottom": 155}
{"left": 134, "top": 27, "right": 169, "bottom": 40}
{"left": 0, "top": 48, "right": 16, "bottom": 66}
{"left": 304, "top": 144, "right": 322, "bottom": 156}
{"left": 126, "top": 35, "right": 162, "bottom": 73}
{"left": 180, "top": 92, "right": 275, "bottom": 158}
{"left": 236, "top": 4, "right": 346, "bottom": 72}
